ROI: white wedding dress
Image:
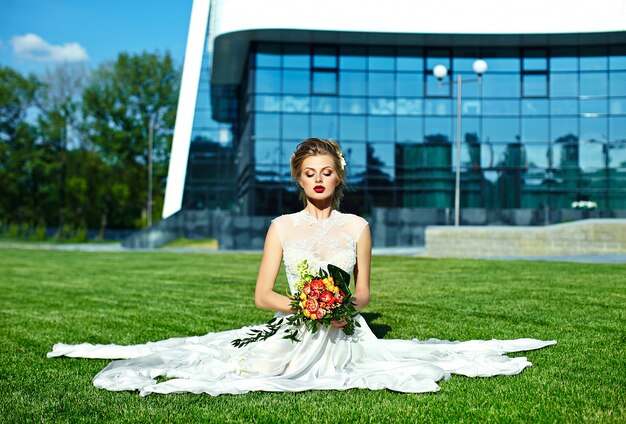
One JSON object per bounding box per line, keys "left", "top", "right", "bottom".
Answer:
{"left": 48, "top": 210, "right": 556, "bottom": 396}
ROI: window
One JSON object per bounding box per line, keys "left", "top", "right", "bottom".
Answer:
{"left": 283, "top": 44, "right": 310, "bottom": 68}
{"left": 340, "top": 97, "right": 367, "bottom": 115}
{"left": 256, "top": 43, "right": 280, "bottom": 67}
{"left": 522, "top": 49, "right": 548, "bottom": 97}
{"left": 550, "top": 73, "right": 578, "bottom": 97}
{"left": 369, "top": 73, "right": 394, "bottom": 97}
{"left": 340, "top": 115, "right": 366, "bottom": 141}
{"left": 311, "top": 114, "right": 339, "bottom": 139}
{"left": 369, "top": 46, "right": 394, "bottom": 71}
{"left": 580, "top": 73, "right": 608, "bottom": 97}
{"left": 368, "top": 116, "right": 395, "bottom": 141}
{"left": 313, "top": 46, "right": 337, "bottom": 68}
{"left": 396, "top": 73, "right": 423, "bottom": 97}
{"left": 521, "top": 117, "right": 549, "bottom": 143}
{"left": 397, "top": 47, "right": 423, "bottom": 71}
{"left": 255, "top": 68, "right": 281, "bottom": 93}
{"left": 283, "top": 69, "right": 310, "bottom": 94}
{"left": 312, "top": 96, "right": 337, "bottom": 114}
{"left": 482, "top": 74, "right": 520, "bottom": 98}
{"left": 523, "top": 74, "right": 548, "bottom": 97}
{"left": 339, "top": 46, "right": 367, "bottom": 70}
{"left": 283, "top": 114, "right": 309, "bottom": 139}
{"left": 550, "top": 47, "right": 578, "bottom": 71}
{"left": 312, "top": 71, "right": 337, "bottom": 94}
{"left": 312, "top": 46, "right": 338, "bottom": 95}
{"left": 339, "top": 71, "right": 366, "bottom": 95}
{"left": 397, "top": 117, "right": 423, "bottom": 142}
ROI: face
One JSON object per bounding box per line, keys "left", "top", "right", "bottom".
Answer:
{"left": 298, "top": 154, "right": 340, "bottom": 203}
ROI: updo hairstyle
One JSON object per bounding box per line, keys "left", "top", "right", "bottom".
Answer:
{"left": 290, "top": 138, "right": 346, "bottom": 210}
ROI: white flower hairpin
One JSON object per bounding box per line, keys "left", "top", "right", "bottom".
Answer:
{"left": 340, "top": 154, "right": 347, "bottom": 170}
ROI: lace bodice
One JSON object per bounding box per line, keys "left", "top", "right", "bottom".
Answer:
{"left": 272, "top": 210, "right": 369, "bottom": 293}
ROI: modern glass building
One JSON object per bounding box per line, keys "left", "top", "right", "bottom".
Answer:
{"left": 163, "top": 0, "right": 626, "bottom": 223}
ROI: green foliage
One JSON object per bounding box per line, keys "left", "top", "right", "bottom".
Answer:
{"left": 51, "top": 223, "right": 89, "bottom": 242}
{"left": 0, "top": 251, "right": 624, "bottom": 422}
{"left": 71, "top": 226, "right": 89, "bottom": 243}
{"left": 30, "top": 225, "right": 47, "bottom": 241}
{"left": 231, "top": 316, "right": 287, "bottom": 348}
{"left": 5, "top": 223, "right": 22, "bottom": 238}
{"left": 0, "top": 54, "right": 180, "bottom": 233}
{"left": 81, "top": 52, "right": 179, "bottom": 229}
{"left": 0, "top": 67, "right": 45, "bottom": 224}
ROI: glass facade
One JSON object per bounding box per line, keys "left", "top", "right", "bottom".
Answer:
{"left": 225, "top": 42, "right": 626, "bottom": 217}
{"left": 182, "top": 46, "right": 236, "bottom": 211}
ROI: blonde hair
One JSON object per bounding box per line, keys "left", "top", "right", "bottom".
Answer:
{"left": 290, "top": 138, "right": 346, "bottom": 210}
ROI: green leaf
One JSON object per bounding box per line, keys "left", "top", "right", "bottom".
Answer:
{"left": 328, "top": 264, "right": 352, "bottom": 295}
{"left": 231, "top": 318, "right": 285, "bottom": 348}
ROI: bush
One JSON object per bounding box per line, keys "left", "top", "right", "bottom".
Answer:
{"left": 70, "top": 226, "right": 89, "bottom": 243}
{"left": 6, "top": 223, "right": 22, "bottom": 238}
{"left": 30, "top": 225, "right": 47, "bottom": 241}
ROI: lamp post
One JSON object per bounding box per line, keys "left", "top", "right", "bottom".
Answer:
{"left": 147, "top": 116, "right": 154, "bottom": 227}
{"left": 433, "top": 59, "right": 487, "bottom": 227}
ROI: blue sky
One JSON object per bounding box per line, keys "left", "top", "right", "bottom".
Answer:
{"left": 1, "top": 0, "right": 194, "bottom": 75}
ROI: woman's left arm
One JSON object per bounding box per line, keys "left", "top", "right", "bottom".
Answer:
{"left": 352, "top": 225, "right": 371, "bottom": 311}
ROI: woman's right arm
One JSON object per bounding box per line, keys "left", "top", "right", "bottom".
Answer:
{"left": 254, "top": 223, "right": 294, "bottom": 313}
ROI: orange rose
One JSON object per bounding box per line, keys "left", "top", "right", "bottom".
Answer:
{"left": 311, "top": 279, "right": 325, "bottom": 291}
{"left": 320, "top": 290, "right": 334, "bottom": 304}
{"left": 305, "top": 298, "right": 319, "bottom": 313}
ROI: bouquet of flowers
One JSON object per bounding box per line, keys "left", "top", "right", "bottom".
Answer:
{"left": 231, "top": 260, "right": 360, "bottom": 348}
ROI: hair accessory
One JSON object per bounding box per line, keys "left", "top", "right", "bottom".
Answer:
{"left": 340, "top": 154, "right": 347, "bottom": 170}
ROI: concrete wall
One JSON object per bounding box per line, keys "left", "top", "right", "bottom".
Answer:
{"left": 122, "top": 209, "right": 272, "bottom": 250}
{"left": 424, "top": 219, "right": 626, "bottom": 258}
{"left": 125, "top": 207, "right": 626, "bottom": 251}
{"left": 370, "top": 207, "right": 626, "bottom": 247}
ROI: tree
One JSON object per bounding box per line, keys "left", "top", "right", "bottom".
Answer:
{"left": 82, "top": 52, "right": 179, "bottom": 230}
{"left": 36, "top": 63, "right": 87, "bottom": 232}
{"left": 0, "top": 67, "right": 43, "bottom": 225}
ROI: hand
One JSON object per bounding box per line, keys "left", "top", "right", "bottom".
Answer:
{"left": 330, "top": 318, "right": 347, "bottom": 329}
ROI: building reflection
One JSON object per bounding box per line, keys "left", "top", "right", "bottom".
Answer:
{"left": 187, "top": 42, "right": 626, "bottom": 220}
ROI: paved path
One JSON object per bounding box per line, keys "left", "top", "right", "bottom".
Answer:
{"left": 1, "top": 242, "right": 624, "bottom": 264}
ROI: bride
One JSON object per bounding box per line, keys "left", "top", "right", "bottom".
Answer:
{"left": 48, "top": 137, "right": 556, "bottom": 396}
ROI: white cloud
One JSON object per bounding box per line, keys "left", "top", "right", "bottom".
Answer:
{"left": 10, "top": 33, "right": 88, "bottom": 62}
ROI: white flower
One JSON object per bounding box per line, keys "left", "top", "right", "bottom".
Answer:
{"left": 340, "top": 154, "right": 347, "bottom": 170}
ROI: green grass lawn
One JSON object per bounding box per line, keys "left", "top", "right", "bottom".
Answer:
{"left": 0, "top": 249, "right": 624, "bottom": 423}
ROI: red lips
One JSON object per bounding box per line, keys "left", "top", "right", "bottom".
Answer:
{"left": 313, "top": 185, "right": 325, "bottom": 193}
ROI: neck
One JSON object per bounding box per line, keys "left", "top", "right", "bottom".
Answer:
{"left": 304, "top": 202, "right": 333, "bottom": 221}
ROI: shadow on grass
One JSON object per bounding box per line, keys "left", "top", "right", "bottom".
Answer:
{"left": 360, "top": 312, "right": 392, "bottom": 339}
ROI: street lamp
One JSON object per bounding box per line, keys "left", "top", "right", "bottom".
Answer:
{"left": 433, "top": 59, "right": 487, "bottom": 227}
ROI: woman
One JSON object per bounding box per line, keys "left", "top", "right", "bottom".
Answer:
{"left": 48, "top": 138, "right": 556, "bottom": 396}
